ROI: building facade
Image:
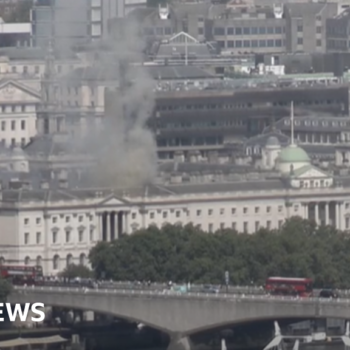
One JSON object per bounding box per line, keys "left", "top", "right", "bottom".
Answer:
{"left": 1, "top": 138, "right": 350, "bottom": 275}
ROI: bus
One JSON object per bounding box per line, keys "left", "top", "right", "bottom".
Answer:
{"left": 265, "top": 277, "right": 313, "bottom": 297}
{"left": 0, "top": 265, "right": 43, "bottom": 285}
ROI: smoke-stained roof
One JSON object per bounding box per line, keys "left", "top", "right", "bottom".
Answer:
{"left": 0, "top": 47, "right": 77, "bottom": 61}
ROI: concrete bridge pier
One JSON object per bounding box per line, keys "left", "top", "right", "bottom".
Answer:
{"left": 167, "top": 333, "right": 192, "bottom": 350}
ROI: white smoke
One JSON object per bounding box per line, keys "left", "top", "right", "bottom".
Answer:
{"left": 83, "top": 19, "right": 157, "bottom": 189}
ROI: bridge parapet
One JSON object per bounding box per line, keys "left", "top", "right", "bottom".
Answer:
{"left": 8, "top": 287, "right": 350, "bottom": 335}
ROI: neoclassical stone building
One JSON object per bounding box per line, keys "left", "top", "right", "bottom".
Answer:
{"left": 0, "top": 136, "right": 349, "bottom": 275}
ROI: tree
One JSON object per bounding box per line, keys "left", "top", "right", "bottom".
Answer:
{"left": 59, "top": 264, "right": 93, "bottom": 279}
{"left": 0, "top": 278, "right": 12, "bottom": 301}
{"left": 88, "top": 217, "right": 350, "bottom": 288}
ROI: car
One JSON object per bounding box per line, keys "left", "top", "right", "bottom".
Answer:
{"left": 319, "top": 289, "right": 339, "bottom": 299}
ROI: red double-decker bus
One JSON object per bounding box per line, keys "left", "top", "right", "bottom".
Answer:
{"left": 265, "top": 277, "right": 313, "bottom": 297}
{"left": 0, "top": 265, "right": 43, "bottom": 285}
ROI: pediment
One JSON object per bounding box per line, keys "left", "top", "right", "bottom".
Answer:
{"left": 297, "top": 167, "right": 328, "bottom": 179}
{"left": 99, "top": 196, "right": 127, "bottom": 206}
{"left": 0, "top": 81, "right": 40, "bottom": 103}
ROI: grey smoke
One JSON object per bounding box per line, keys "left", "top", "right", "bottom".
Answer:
{"left": 82, "top": 20, "right": 157, "bottom": 189}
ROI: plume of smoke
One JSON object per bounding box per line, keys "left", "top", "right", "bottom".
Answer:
{"left": 82, "top": 19, "right": 157, "bottom": 189}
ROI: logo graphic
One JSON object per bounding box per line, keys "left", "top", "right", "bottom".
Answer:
{"left": 0, "top": 303, "right": 45, "bottom": 322}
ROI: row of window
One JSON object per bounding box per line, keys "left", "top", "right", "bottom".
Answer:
{"left": 1, "top": 120, "right": 26, "bottom": 132}
{"left": 284, "top": 119, "right": 348, "bottom": 127}
{"left": 23, "top": 214, "right": 94, "bottom": 225}
{"left": 220, "top": 39, "right": 283, "bottom": 49}
{"left": 144, "top": 27, "right": 173, "bottom": 36}
{"left": 155, "top": 99, "right": 341, "bottom": 112}
{"left": 205, "top": 219, "right": 284, "bottom": 233}
{"left": 0, "top": 105, "right": 28, "bottom": 113}
{"left": 213, "top": 26, "right": 285, "bottom": 36}
{"left": 24, "top": 229, "right": 95, "bottom": 245}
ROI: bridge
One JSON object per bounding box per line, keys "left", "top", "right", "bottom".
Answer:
{"left": 9, "top": 287, "right": 350, "bottom": 350}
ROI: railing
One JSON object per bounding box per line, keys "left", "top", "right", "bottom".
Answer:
{"left": 12, "top": 286, "right": 350, "bottom": 305}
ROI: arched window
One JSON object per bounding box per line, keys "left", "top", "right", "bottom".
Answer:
{"left": 53, "top": 255, "right": 60, "bottom": 270}
{"left": 79, "top": 253, "right": 86, "bottom": 266}
{"left": 66, "top": 254, "right": 73, "bottom": 267}
{"left": 24, "top": 256, "right": 30, "bottom": 265}
{"left": 36, "top": 256, "right": 42, "bottom": 267}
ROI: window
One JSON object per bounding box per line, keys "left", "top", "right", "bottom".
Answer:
{"left": 52, "top": 217, "right": 57, "bottom": 223}
{"left": 24, "top": 233, "right": 29, "bottom": 244}
{"left": 255, "top": 207, "right": 259, "bottom": 213}
{"left": 243, "top": 207, "right": 248, "bottom": 214}
{"left": 235, "top": 40, "right": 242, "bottom": 48}
{"left": 208, "top": 223, "right": 213, "bottom": 233}
{"left": 79, "top": 230, "right": 84, "bottom": 242}
{"left": 317, "top": 39, "right": 322, "bottom": 46}
{"left": 1, "top": 121, "right": 5, "bottom": 131}
{"left": 23, "top": 66, "right": 28, "bottom": 74}
{"left": 267, "top": 39, "right": 274, "bottom": 47}
{"left": 150, "top": 212, "right": 154, "bottom": 219}
{"left": 11, "top": 120, "right": 15, "bottom": 130}
{"left": 278, "top": 220, "right": 283, "bottom": 229}
{"left": 232, "top": 222, "right": 236, "bottom": 230}
{"left": 251, "top": 27, "right": 258, "bottom": 34}
{"left": 78, "top": 215, "right": 83, "bottom": 222}
{"left": 316, "top": 26, "right": 322, "bottom": 34}
{"left": 220, "top": 223, "right": 225, "bottom": 229}
{"left": 235, "top": 27, "right": 242, "bottom": 35}
{"left": 275, "top": 26, "right": 282, "bottom": 34}
{"left": 220, "top": 208, "right": 224, "bottom": 215}
{"left": 243, "top": 222, "right": 248, "bottom": 233}
{"left": 259, "top": 27, "right": 266, "bottom": 34}
{"left": 36, "top": 218, "right": 41, "bottom": 225}
{"left": 65, "top": 216, "right": 70, "bottom": 222}
{"left": 24, "top": 218, "right": 29, "bottom": 225}
{"left": 267, "top": 27, "right": 274, "bottom": 34}
{"left": 297, "top": 38, "right": 303, "bottom": 45}
{"left": 198, "top": 27, "right": 203, "bottom": 35}
{"left": 243, "top": 27, "right": 250, "bottom": 35}
{"left": 275, "top": 39, "right": 282, "bottom": 47}
{"left": 227, "top": 40, "right": 234, "bottom": 48}
{"left": 267, "top": 221, "right": 271, "bottom": 229}
{"left": 231, "top": 208, "right": 236, "bottom": 214}
{"left": 227, "top": 27, "right": 234, "bottom": 35}
{"left": 36, "top": 232, "right": 41, "bottom": 244}
{"left": 208, "top": 209, "right": 213, "bottom": 215}
{"left": 21, "top": 138, "right": 25, "bottom": 146}
{"left": 197, "top": 209, "right": 201, "bottom": 216}
{"left": 278, "top": 205, "right": 283, "bottom": 212}
{"left": 252, "top": 40, "right": 258, "bottom": 47}
{"left": 65, "top": 231, "right": 70, "bottom": 242}
{"left": 243, "top": 40, "right": 250, "bottom": 47}
{"left": 255, "top": 221, "right": 259, "bottom": 231}
{"left": 162, "top": 211, "right": 167, "bottom": 219}
{"left": 52, "top": 231, "right": 57, "bottom": 243}
{"left": 266, "top": 206, "right": 271, "bottom": 213}
{"left": 259, "top": 40, "right": 266, "bottom": 47}
{"left": 297, "top": 25, "right": 303, "bottom": 32}
{"left": 35, "top": 66, "right": 39, "bottom": 74}
{"left": 176, "top": 211, "right": 180, "bottom": 218}
{"left": 214, "top": 27, "right": 225, "bottom": 35}
{"left": 11, "top": 66, "right": 16, "bottom": 73}
{"left": 11, "top": 138, "right": 15, "bottom": 147}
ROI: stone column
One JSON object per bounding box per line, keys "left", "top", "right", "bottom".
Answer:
{"left": 304, "top": 203, "right": 308, "bottom": 220}
{"left": 339, "top": 202, "right": 344, "bottom": 231}
{"left": 117, "top": 211, "right": 123, "bottom": 238}
{"left": 325, "top": 202, "right": 329, "bottom": 226}
{"left": 97, "top": 213, "right": 103, "bottom": 241}
{"left": 124, "top": 211, "right": 129, "bottom": 234}
{"left": 315, "top": 203, "right": 319, "bottom": 225}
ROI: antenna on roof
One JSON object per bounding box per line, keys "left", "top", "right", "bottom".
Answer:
{"left": 290, "top": 100, "right": 294, "bottom": 146}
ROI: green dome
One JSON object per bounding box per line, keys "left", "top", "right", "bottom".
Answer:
{"left": 277, "top": 145, "right": 310, "bottom": 163}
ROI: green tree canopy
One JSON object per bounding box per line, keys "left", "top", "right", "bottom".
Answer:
{"left": 0, "top": 278, "right": 12, "bottom": 301}
{"left": 59, "top": 264, "right": 93, "bottom": 279}
{"left": 89, "top": 218, "right": 350, "bottom": 288}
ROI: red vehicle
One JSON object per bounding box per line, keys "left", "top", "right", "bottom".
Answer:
{"left": 0, "top": 265, "right": 43, "bottom": 285}
{"left": 265, "top": 277, "right": 313, "bottom": 297}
